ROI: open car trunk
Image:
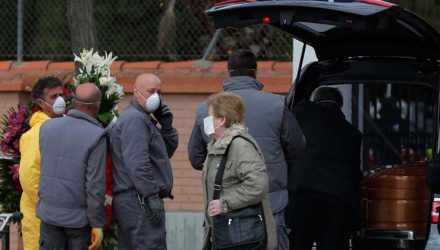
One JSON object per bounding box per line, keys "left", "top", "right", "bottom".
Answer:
{"left": 207, "top": 0, "right": 440, "bottom": 61}
{"left": 207, "top": 1, "right": 440, "bottom": 249}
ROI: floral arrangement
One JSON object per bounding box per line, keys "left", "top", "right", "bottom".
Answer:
{"left": 70, "top": 49, "right": 124, "bottom": 248}
{"left": 0, "top": 105, "right": 31, "bottom": 212}
{"left": 0, "top": 50, "right": 123, "bottom": 246}
{"left": 71, "top": 49, "right": 124, "bottom": 127}
{"left": 0, "top": 105, "right": 31, "bottom": 158}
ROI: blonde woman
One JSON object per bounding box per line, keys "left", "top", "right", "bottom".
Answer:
{"left": 201, "top": 92, "right": 276, "bottom": 250}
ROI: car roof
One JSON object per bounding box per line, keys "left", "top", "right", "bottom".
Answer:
{"left": 207, "top": 0, "right": 440, "bottom": 61}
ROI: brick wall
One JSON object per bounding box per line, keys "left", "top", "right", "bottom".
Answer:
{"left": 0, "top": 92, "right": 209, "bottom": 212}
{"left": 0, "top": 59, "right": 292, "bottom": 249}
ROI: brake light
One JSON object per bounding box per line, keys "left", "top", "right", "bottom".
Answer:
{"left": 214, "top": 0, "right": 256, "bottom": 7}
{"left": 357, "top": 0, "right": 395, "bottom": 7}
{"left": 262, "top": 17, "right": 271, "bottom": 23}
{"left": 432, "top": 200, "right": 440, "bottom": 223}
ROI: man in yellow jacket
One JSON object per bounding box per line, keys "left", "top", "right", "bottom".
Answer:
{"left": 19, "top": 77, "right": 65, "bottom": 250}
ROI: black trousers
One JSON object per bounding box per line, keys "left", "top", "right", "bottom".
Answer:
{"left": 39, "top": 221, "right": 91, "bottom": 250}
{"left": 286, "top": 191, "right": 356, "bottom": 250}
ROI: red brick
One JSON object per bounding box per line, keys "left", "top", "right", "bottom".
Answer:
{"left": 183, "top": 170, "right": 202, "bottom": 178}
{"left": 258, "top": 61, "right": 276, "bottom": 71}
{"left": 160, "top": 60, "right": 196, "bottom": 70}
{"left": 47, "top": 62, "right": 75, "bottom": 71}
{"left": 172, "top": 186, "right": 183, "bottom": 194}
{"left": 181, "top": 203, "right": 204, "bottom": 211}
{"left": 110, "top": 60, "right": 126, "bottom": 73}
{"left": 13, "top": 60, "right": 50, "bottom": 71}
{"left": 190, "top": 195, "right": 204, "bottom": 203}
{"left": 210, "top": 61, "right": 228, "bottom": 74}
{"left": 0, "top": 79, "right": 24, "bottom": 92}
{"left": 122, "top": 61, "right": 162, "bottom": 71}
{"left": 0, "top": 60, "right": 13, "bottom": 71}
{"left": 171, "top": 194, "right": 190, "bottom": 202}
{"left": 273, "top": 62, "right": 292, "bottom": 72}
{"left": 164, "top": 201, "right": 181, "bottom": 211}
{"left": 174, "top": 177, "right": 200, "bottom": 186}
{"left": 183, "top": 186, "right": 203, "bottom": 195}
{"left": 173, "top": 169, "right": 186, "bottom": 177}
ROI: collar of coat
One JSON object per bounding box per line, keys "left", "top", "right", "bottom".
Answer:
{"left": 207, "top": 123, "right": 248, "bottom": 155}
{"left": 129, "top": 100, "right": 158, "bottom": 125}
{"left": 67, "top": 109, "right": 103, "bottom": 128}
{"left": 222, "top": 76, "right": 264, "bottom": 91}
{"left": 29, "top": 111, "right": 50, "bottom": 128}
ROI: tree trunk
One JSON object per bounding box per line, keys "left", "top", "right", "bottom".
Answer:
{"left": 66, "top": 0, "right": 97, "bottom": 64}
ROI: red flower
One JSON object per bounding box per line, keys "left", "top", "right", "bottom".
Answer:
{"left": 63, "top": 88, "right": 71, "bottom": 97}
{"left": 105, "top": 149, "right": 113, "bottom": 228}
{"left": 9, "top": 164, "right": 23, "bottom": 193}
{"left": 9, "top": 164, "right": 19, "bottom": 180}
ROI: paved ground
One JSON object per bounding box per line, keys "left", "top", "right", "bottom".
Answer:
{"left": 426, "top": 224, "right": 440, "bottom": 249}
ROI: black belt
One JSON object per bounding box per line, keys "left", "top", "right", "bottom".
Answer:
{"left": 115, "top": 189, "right": 173, "bottom": 199}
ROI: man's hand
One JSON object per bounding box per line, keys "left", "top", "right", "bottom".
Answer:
{"left": 153, "top": 102, "right": 173, "bottom": 131}
{"left": 89, "top": 228, "right": 103, "bottom": 250}
{"left": 145, "top": 193, "right": 165, "bottom": 225}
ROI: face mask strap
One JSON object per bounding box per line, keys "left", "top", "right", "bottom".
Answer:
{"left": 73, "top": 98, "right": 99, "bottom": 105}
{"left": 38, "top": 98, "right": 53, "bottom": 108}
{"left": 134, "top": 88, "right": 146, "bottom": 101}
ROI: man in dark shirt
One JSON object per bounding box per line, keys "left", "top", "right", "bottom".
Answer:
{"left": 287, "top": 87, "right": 363, "bottom": 250}
{"left": 111, "top": 73, "right": 178, "bottom": 249}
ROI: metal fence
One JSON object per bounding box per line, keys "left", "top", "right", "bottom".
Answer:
{"left": 0, "top": 0, "right": 438, "bottom": 62}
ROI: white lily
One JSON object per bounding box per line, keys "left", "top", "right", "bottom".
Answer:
{"left": 72, "top": 48, "right": 124, "bottom": 103}
{"left": 73, "top": 53, "right": 83, "bottom": 65}
{"left": 115, "top": 84, "right": 124, "bottom": 98}
{"left": 103, "top": 52, "right": 118, "bottom": 68}
{"left": 99, "top": 76, "right": 116, "bottom": 87}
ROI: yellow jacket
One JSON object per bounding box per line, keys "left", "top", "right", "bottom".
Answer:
{"left": 19, "top": 111, "right": 50, "bottom": 250}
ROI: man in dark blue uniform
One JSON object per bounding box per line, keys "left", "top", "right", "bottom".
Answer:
{"left": 111, "top": 73, "right": 178, "bottom": 249}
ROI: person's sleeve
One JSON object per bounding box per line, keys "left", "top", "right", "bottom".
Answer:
{"left": 86, "top": 136, "right": 107, "bottom": 228}
{"left": 427, "top": 154, "right": 440, "bottom": 193}
{"left": 160, "top": 127, "right": 179, "bottom": 158}
{"left": 220, "top": 140, "right": 269, "bottom": 212}
{"left": 281, "top": 106, "right": 306, "bottom": 164}
{"left": 353, "top": 133, "right": 363, "bottom": 185}
{"left": 121, "top": 116, "right": 158, "bottom": 197}
{"left": 19, "top": 132, "right": 41, "bottom": 207}
{"left": 188, "top": 118, "right": 208, "bottom": 171}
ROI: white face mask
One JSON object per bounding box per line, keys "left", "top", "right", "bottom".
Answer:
{"left": 145, "top": 92, "right": 161, "bottom": 113}
{"left": 203, "top": 116, "right": 221, "bottom": 137}
{"left": 39, "top": 96, "right": 66, "bottom": 115}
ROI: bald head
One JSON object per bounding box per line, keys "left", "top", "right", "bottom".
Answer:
{"left": 134, "top": 73, "right": 161, "bottom": 91}
{"left": 73, "top": 83, "right": 101, "bottom": 118}
{"left": 75, "top": 83, "right": 101, "bottom": 103}
{"left": 133, "top": 73, "right": 162, "bottom": 112}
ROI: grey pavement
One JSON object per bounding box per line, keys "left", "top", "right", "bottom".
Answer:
{"left": 426, "top": 224, "right": 440, "bottom": 250}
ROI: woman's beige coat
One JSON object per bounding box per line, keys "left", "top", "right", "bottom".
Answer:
{"left": 201, "top": 124, "right": 276, "bottom": 250}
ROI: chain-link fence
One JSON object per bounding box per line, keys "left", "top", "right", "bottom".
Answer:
{"left": 0, "top": 0, "right": 439, "bottom": 62}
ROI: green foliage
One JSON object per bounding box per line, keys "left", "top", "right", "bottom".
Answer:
{"left": 0, "top": 158, "right": 21, "bottom": 213}
{"left": 24, "top": 0, "right": 70, "bottom": 60}
{"left": 102, "top": 220, "right": 118, "bottom": 249}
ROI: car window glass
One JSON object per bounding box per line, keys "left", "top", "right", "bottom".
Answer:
{"left": 310, "top": 83, "right": 436, "bottom": 171}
